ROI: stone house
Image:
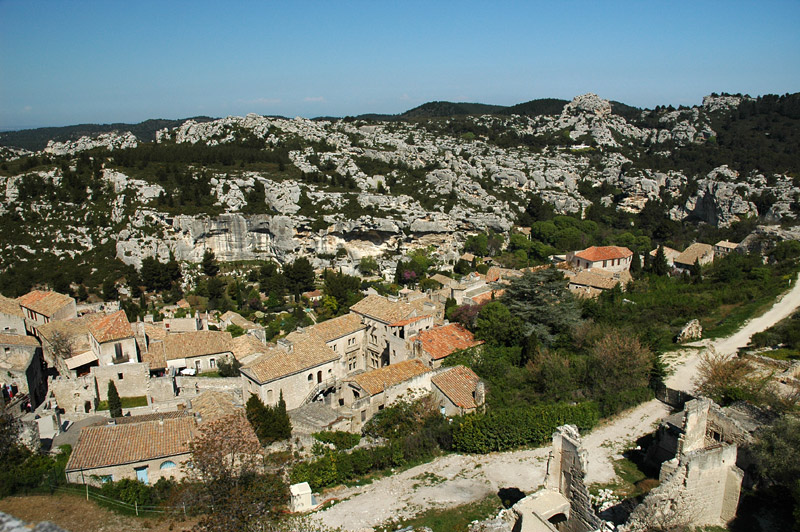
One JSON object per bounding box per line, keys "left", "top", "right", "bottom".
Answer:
{"left": 218, "top": 311, "right": 265, "bottom": 342}
{"left": 338, "top": 358, "right": 432, "bottom": 431}
{"left": 566, "top": 269, "right": 632, "bottom": 298}
{"left": 0, "top": 334, "right": 46, "bottom": 408}
{"left": 430, "top": 365, "right": 484, "bottom": 416}
{"left": 568, "top": 246, "right": 633, "bottom": 272}
{"left": 674, "top": 243, "right": 715, "bottom": 272}
{"left": 17, "top": 290, "right": 77, "bottom": 339}
{"left": 0, "top": 294, "right": 25, "bottom": 335}
{"left": 162, "top": 330, "right": 234, "bottom": 374}
{"left": 38, "top": 315, "right": 98, "bottom": 377}
{"left": 163, "top": 315, "right": 208, "bottom": 332}
{"left": 713, "top": 240, "right": 740, "bottom": 257}
{"left": 649, "top": 245, "right": 682, "bottom": 267}
{"left": 240, "top": 328, "right": 340, "bottom": 411}
{"left": 65, "top": 415, "right": 196, "bottom": 486}
{"left": 305, "top": 313, "right": 366, "bottom": 375}
{"left": 87, "top": 310, "right": 138, "bottom": 366}
{"left": 413, "top": 323, "right": 483, "bottom": 368}
{"left": 350, "top": 295, "right": 434, "bottom": 369}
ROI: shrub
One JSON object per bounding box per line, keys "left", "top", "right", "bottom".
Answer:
{"left": 312, "top": 431, "right": 361, "bottom": 451}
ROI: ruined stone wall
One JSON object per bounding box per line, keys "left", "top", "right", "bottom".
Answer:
{"left": 175, "top": 376, "right": 242, "bottom": 401}
{"left": 544, "top": 425, "right": 603, "bottom": 532}
{"left": 624, "top": 444, "right": 743, "bottom": 531}
{"left": 49, "top": 375, "right": 97, "bottom": 414}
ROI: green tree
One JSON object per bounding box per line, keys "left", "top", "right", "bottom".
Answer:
{"left": 358, "top": 256, "right": 379, "bottom": 275}
{"left": 102, "top": 278, "right": 119, "bottom": 301}
{"left": 274, "top": 391, "right": 292, "bottom": 441}
{"left": 217, "top": 357, "right": 241, "bottom": 377}
{"left": 652, "top": 245, "right": 669, "bottom": 276}
{"left": 753, "top": 416, "right": 800, "bottom": 528}
{"left": 107, "top": 380, "right": 122, "bottom": 418}
{"left": 474, "top": 301, "right": 524, "bottom": 347}
{"left": 284, "top": 257, "right": 315, "bottom": 297}
{"left": 202, "top": 249, "right": 220, "bottom": 277}
{"left": 630, "top": 250, "right": 642, "bottom": 277}
{"left": 503, "top": 268, "right": 582, "bottom": 345}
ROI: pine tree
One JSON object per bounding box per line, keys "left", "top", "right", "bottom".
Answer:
{"left": 652, "top": 245, "right": 669, "bottom": 276}
{"left": 107, "top": 380, "right": 122, "bottom": 418}
{"left": 202, "top": 249, "right": 219, "bottom": 277}
{"left": 630, "top": 250, "right": 642, "bottom": 277}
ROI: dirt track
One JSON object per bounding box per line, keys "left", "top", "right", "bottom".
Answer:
{"left": 317, "top": 275, "right": 800, "bottom": 531}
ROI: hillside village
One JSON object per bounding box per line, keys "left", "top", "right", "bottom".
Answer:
{"left": 3, "top": 222, "right": 800, "bottom": 531}
{"left": 1, "top": 92, "right": 800, "bottom": 532}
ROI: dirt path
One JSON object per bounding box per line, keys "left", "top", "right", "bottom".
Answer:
{"left": 317, "top": 275, "right": 800, "bottom": 531}
{"left": 666, "top": 273, "right": 800, "bottom": 393}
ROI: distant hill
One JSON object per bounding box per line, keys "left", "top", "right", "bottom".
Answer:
{"left": 609, "top": 100, "right": 642, "bottom": 121}
{"left": 0, "top": 117, "right": 217, "bottom": 151}
{"left": 399, "top": 101, "right": 506, "bottom": 119}
{"left": 498, "top": 98, "right": 569, "bottom": 117}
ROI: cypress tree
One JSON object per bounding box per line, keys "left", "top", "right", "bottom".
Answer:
{"left": 275, "top": 391, "right": 293, "bottom": 440}
{"left": 652, "top": 245, "right": 669, "bottom": 276}
{"left": 107, "top": 380, "right": 122, "bottom": 418}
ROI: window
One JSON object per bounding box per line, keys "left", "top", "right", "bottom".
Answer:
{"left": 210, "top": 358, "right": 216, "bottom": 368}
{"left": 308, "top": 374, "right": 313, "bottom": 382}
{"left": 114, "top": 343, "right": 123, "bottom": 361}
{"left": 195, "top": 360, "right": 201, "bottom": 371}
{"left": 100, "top": 475, "right": 112, "bottom": 483}
{"left": 267, "top": 389, "right": 273, "bottom": 402}
{"left": 361, "top": 410, "right": 366, "bottom": 422}
{"left": 160, "top": 461, "right": 176, "bottom": 470}
{"left": 117, "top": 373, "right": 123, "bottom": 380}
{"left": 3, "top": 347, "right": 9, "bottom": 355}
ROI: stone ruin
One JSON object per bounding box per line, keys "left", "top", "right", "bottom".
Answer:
{"left": 472, "top": 398, "right": 754, "bottom": 532}
{"left": 622, "top": 399, "right": 746, "bottom": 531}
{"left": 472, "top": 425, "right": 606, "bottom": 532}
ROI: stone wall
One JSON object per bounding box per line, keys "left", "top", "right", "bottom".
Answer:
{"left": 91, "top": 363, "right": 150, "bottom": 401}
{"left": 175, "top": 376, "right": 242, "bottom": 401}
{"left": 66, "top": 452, "right": 191, "bottom": 487}
{"left": 49, "top": 375, "right": 97, "bottom": 414}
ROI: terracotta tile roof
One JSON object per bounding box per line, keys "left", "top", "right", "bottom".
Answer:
{"left": 163, "top": 331, "right": 233, "bottom": 361}
{"left": 569, "top": 271, "right": 619, "bottom": 290}
{"left": 308, "top": 313, "right": 365, "bottom": 342}
{"left": 485, "top": 267, "right": 523, "bottom": 283}
{"left": 0, "top": 334, "right": 40, "bottom": 347}
{"left": 390, "top": 315, "right": 430, "bottom": 327}
{"left": 715, "top": 240, "right": 739, "bottom": 250}
{"left": 350, "top": 294, "right": 415, "bottom": 324}
{"left": 574, "top": 246, "right": 632, "bottom": 262}
{"left": 470, "top": 289, "right": 504, "bottom": 305}
{"left": 233, "top": 334, "right": 268, "bottom": 361}
{"left": 675, "top": 243, "right": 714, "bottom": 266}
{"left": 241, "top": 330, "right": 338, "bottom": 384}
{"left": 347, "top": 359, "right": 430, "bottom": 396}
{"left": 66, "top": 416, "right": 196, "bottom": 471}
{"left": 416, "top": 324, "right": 483, "bottom": 360}
{"left": 190, "top": 391, "right": 240, "bottom": 422}
{"left": 17, "top": 290, "right": 74, "bottom": 317}
{"left": 303, "top": 289, "right": 323, "bottom": 299}
{"left": 92, "top": 411, "right": 189, "bottom": 426}
{"left": 0, "top": 294, "right": 23, "bottom": 318}
{"left": 432, "top": 366, "right": 481, "bottom": 409}
{"left": 430, "top": 274, "right": 457, "bottom": 288}
{"left": 87, "top": 310, "right": 133, "bottom": 344}
{"left": 38, "top": 315, "right": 98, "bottom": 355}
{"left": 649, "top": 246, "right": 681, "bottom": 259}
{"left": 143, "top": 323, "right": 168, "bottom": 342}
{"left": 141, "top": 340, "right": 167, "bottom": 370}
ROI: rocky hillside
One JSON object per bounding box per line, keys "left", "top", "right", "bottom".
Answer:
{"left": 1, "top": 92, "right": 799, "bottom": 293}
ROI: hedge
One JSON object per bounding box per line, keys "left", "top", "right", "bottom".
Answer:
{"left": 451, "top": 402, "right": 599, "bottom": 454}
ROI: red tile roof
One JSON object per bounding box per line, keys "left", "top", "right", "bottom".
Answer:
{"left": 432, "top": 366, "right": 481, "bottom": 409}
{"left": 470, "top": 289, "right": 504, "bottom": 306}
{"left": 17, "top": 290, "right": 74, "bottom": 317}
{"left": 416, "top": 323, "right": 483, "bottom": 360}
{"left": 574, "top": 246, "right": 632, "bottom": 262}
{"left": 66, "top": 416, "right": 196, "bottom": 471}
{"left": 87, "top": 310, "right": 133, "bottom": 344}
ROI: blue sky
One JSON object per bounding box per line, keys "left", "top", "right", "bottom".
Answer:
{"left": 1, "top": 1, "right": 799, "bottom": 129}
